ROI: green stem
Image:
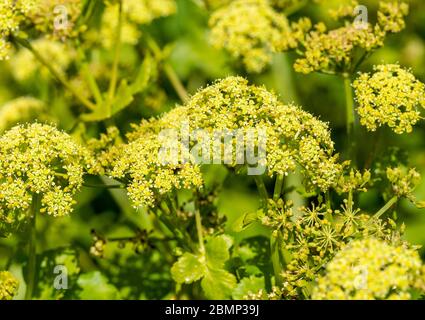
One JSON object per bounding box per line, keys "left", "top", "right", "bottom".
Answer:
{"left": 273, "top": 174, "right": 284, "bottom": 201}
{"left": 344, "top": 75, "right": 355, "bottom": 139}
{"left": 343, "top": 75, "right": 357, "bottom": 165}
{"left": 158, "top": 212, "right": 192, "bottom": 252}
{"left": 371, "top": 196, "right": 398, "bottom": 222}
{"left": 163, "top": 63, "right": 189, "bottom": 103}
{"left": 145, "top": 36, "right": 189, "bottom": 103}
{"left": 270, "top": 236, "right": 283, "bottom": 286}
{"left": 25, "top": 194, "right": 40, "bottom": 300}
{"left": 77, "top": 47, "right": 103, "bottom": 105}
{"left": 194, "top": 194, "right": 205, "bottom": 254}
{"left": 195, "top": 210, "right": 205, "bottom": 254}
{"left": 108, "top": 0, "right": 123, "bottom": 104}
{"left": 14, "top": 37, "right": 96, "bottom": 111}
{"left": 254, "top": 176, "right": 269, "bottom": 206}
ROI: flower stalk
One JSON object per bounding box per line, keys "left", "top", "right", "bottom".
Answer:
{"left": 25, "top": 193, "right": 40, "bottom": 300}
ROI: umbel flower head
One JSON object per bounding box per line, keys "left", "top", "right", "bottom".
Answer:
{"left": 353, "top": 64, "right": 425, "bottom": 134}
{"left": 312, "top": 238, "right": 425, "bottom": 300}
{"left": 25, "top": 0, "right": 83, "bottom": 39}
{"left": 182, "top": 76, "right": 342, "bottom": 190}
{"left": 105, "top": 77, "right": 341, "bottom": 208}
{"left": 100, "top": 0, "right": 177, "bottom": 48}
{"left": 260, "top": 196, "right": 405, "bottom": 298}
{"left": 0, "top": 271, "right": 19, "bottom": 300}
{"left": 110, "top": 126, "right": 203, "bottom": 209}
{"left": 0, "top": 0, "right": 36, "bottom": 60}
{"left": 294, "top": 1, "right": 409, "bottom": 75}
{"left": 209, "top": 0, "right": 298, "bottom": 73}
{"left": 0, "top": 123, "right": 89, "bottom": 236}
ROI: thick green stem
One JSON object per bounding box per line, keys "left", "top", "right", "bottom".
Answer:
{"left": 163, "top": 63, "right": 190, "bottom": 103}
{"left": 371, "top": 196, "right": 398, "bottom": 222}
{"left": 14, "top": 38, "right": 96, "bottom": 111}
{"left": 273, "top": 174, "right": 284, "bottom": 201}
{"left": 344, "top": 75, "right": 355, "bottom": 140}
{"left": 344, "top": 75, "right": 357, "bottom": 165}
{"left": 254, "top": 176, "right": 269, "bottom": 207}
{"left": 195, "top": 210, "right": 205, "bottom": 254}
{"left": 108, "top": 0, "right": 123, "bottom": 104}
{"left": 270, "top": 236, "right": 283, "bottom": 287}
{"left": 25, "top": 194, "right": 40, "bottom": 300}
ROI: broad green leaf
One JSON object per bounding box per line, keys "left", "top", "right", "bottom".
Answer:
{"left": 171, "top": 253, "right": 206, "bottom": 284}
{"left": 205, "top": 235, "right": 233, "bottom": 269}
{"left": 232, "top": 276, "right": 265, "bottom": 300}
{"left": 201, "top": 269, "right": 237, "bottom": 300}
{"left": 76, "top": 271, "right": 120, "bottom": 300}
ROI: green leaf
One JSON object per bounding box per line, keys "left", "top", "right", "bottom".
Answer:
{"left": 232, "top": 276, "right": 265, "bottom": 300}
{"left": 109, "top": 80, "right": 134, "bottom": 115}
{"left": 76, "top": 271, "right": 120, "bottom": 300}
{"left": 130, "top": 53, "right": 155, "bottom": 93}
{"left": 110, "top": 53, "right": 155, "bottom": 116}
{"left": 171, "top": 253, "right": 206, "bottom": 284}
{"left": 201, "top": 269, "right": 237, "bottom": 300}
{"left": 232, "top": 211, "right": 258, "bottom": 232}
{"left": 81, "top": 53, "right": 155, "bottom": 121}
{"left": 205, "top": 235, "right": 233, "bottom": 269}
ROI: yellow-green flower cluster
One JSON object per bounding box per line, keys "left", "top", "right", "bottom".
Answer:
{"left": 209, "top": 0, "right": 297, "bottom": 73}
{"left": 378, "top": 1, "right": 409, "bottom": 33}
{"left": 353, "top": 64, "right": 425, "bottom": 134}
{"left": 26, "top": 0, "right": 83, "bottom": 39}
{"left": 0, "top": 271, "right": 18, "bottom": 300}
{"left": 0, "top": 124, "right": 89, "bottom": 228}
{"left": 111, "top": 125, "right": 203, "bottom": 208}
{"left": 294, "top": 1, "right": 409, "bottom": 74}
{"left": 103, "top": 77, "right": 341, "bottom": 207}
{"left": 335, "top": 168, "right": 371, "bottom": 194}
{"left": 386, "top": 166, "right": 421, "bottom": 202}
{"left": 260, "top": 198, "right": 405, "bottom": 298}
{"left": 312, "top": 238, "right": 425, "bottom": 300}
{"left": 294, "top": 23, "right": 384, "bottom": 74}
{"left": 9, "top": 37, "right": 75, "bottom": 82}
{"left": 100, "top": 0, "right": 177, "bottom": 48}
{"left": 86, "top": 127, "right": 123, "bottom": 176}
{"left": 0, "top": 97, "right": 46, "bottom": 133}
{"left": 0, "top": 0, "right": 36, "bottom": 60}
{"left": 182, "top": 77, "right": 341, "bottom": 190}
